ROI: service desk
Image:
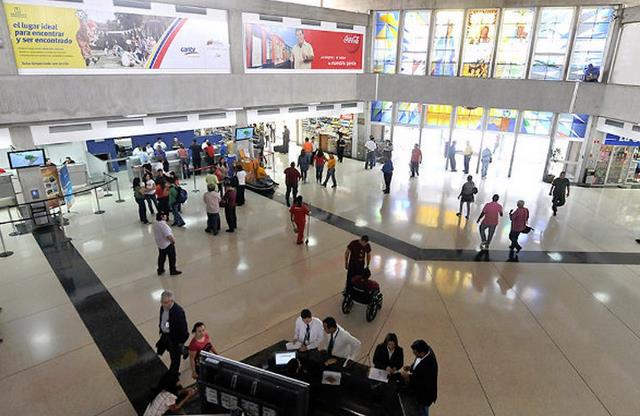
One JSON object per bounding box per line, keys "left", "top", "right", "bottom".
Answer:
{"left": 243, "top": 340, "right": 418, "bottom": 416}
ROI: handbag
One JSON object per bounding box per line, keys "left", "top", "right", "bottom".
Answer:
{"left": 522, "top": 226, "right": 533, "bottom": 234}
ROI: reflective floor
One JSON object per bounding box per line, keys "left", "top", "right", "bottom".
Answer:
{"left": 0, "top": 149, "right": 639, "bottom": 416}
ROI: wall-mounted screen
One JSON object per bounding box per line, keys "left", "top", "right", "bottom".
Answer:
{"left": 235, "top": 127, "right": 255, "bottom": 141}
{"left": 8, "top": 149, "right": 46, "bottom": 169}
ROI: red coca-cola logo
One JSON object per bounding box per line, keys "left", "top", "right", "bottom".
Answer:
{"left": 342, "top": 34, "right": 361, "bottom": 53}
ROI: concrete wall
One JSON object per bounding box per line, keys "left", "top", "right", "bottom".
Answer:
{"left": 0, "top": 4, "right": 17, "bottom": 76}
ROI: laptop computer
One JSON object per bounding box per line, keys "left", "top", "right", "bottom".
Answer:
{"left": 274, "top": 351, "right": 297, "bottom": 366}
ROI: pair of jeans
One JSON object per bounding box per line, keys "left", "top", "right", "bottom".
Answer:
{"left": 383, "top": 172, "right": 392, "bottom": 193}
{"left": 225, "top": 206, "right": 237, "bottom": 231}
{"left": 171, "top": 203, "right": 185, "bottom": 226}
{"left": 285, "top": 184, "right": 298, "bottom": 206}
{"left": 509, "top": 231, "right": 522, "bottom": 254}
{"left": 479, "top": 224, "right": 497, "bottom": 245}
{"left": 337, "top": 148, "right": 344, "bottom": 162}
{"left": 158, "top": 243, "right": 177, "bottom": 273}
{"left": 365, "top": 152, "right": 376, "bottom": 169}
{"left": 448, "top": 154, "right": 457, "bottom": 171}
{"left": 180, "top": 159, "right": 189, "bottom": 179}
{"left": 206, "top": 212, "right": 220, "bottom": 234}
{"left": 463, "top": 155, "right": 471, "bottom": 173}
{"left": 410, "top": 161, "right": 420, "bottom": 177}
{"left": 192, "top": 158, "right": 201, "bottom": 175}
{"left": 323, "top": 168, "right": 336, "bottom": 187}
{"left": 300, "top": 168, "right": 308, "bottom": 182}
{"left": 236, "top": 185, "right": 245, "bottom": 206}
{"left": 481, "top": 161, "right": 489, "bottom": 178}
{"left": 315, "top": 166, "right": 324, "bottom": 183}
{"left": 136, "top": 199, "right": 148, "bottom": 222}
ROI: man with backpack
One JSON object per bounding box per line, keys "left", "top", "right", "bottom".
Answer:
{"left": 169, "top": 182, "right": 187, "bottom": 227}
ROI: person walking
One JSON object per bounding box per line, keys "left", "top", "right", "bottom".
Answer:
{"left": 143, "top": 172, "right": 158, "bottom": 214}
{"left": 190, "top": 139, "right": 201, "bottom": 175}
{"left": 284, "top": 162, "right": 302, "bottom": 207}
{"left": 155, "top": 290, "right": 188, "bottom": 373}
{"left": 322, "top": 154, "right": 337, "bottom": 188}
{"left": 221, "top": 182, "right": 237, "bottom": 233}
{"left": 336, "top": 133, "right": 347, "bottom": 163}
{"left": 410, "top": 144, "right": 422, "bottom": 178}
{"left": 203, "top": 184, "right": 221, "bottom": 235}
{"left": 549, "top": 171, "right": 570, "bottom": 216}
{"left": 188, "top": 322, "right": 217, "bottom": 380}
{"left": 480, "top": 147, "right": 492, "bottom": 179}
{"left": 457, "top": 175, "right": 477, "bottom": 219}
{"left": 463, "top": 141, "right": 473, "bottom": 174}
{"left": 177, "top": 144, "right": 189, "bottom": 179}
{"left": 364, "top": 136, "right": 377, "bottom": 169}
{"left": 447, "top": 141, "right": 457, "bottom": 172}
{"left": 400, "top": 340, "right": 439, "bottom": 416}
{"left": 297, "top": 149, "right": 310, "bottom": 183}
{"left": 153, "top": 212, "right": 181, "bottom": 275}
{"left": 508, "top": 200, "right": 529, "bottom": 260}
{"left": 168, "top": 182, "right": 186, "bottom": 227}
{"left": 314, "top": 150, "right": 327, "bottom": 184}
{"left": 344, "top": 235, "right": 371, "bottom": 292}
{"left": 133, "top": 177, "right": 149, "bottom": 224}
{"left": 235, "top": 166, "right": 247, "bottom": 206}
{"left": 476, "top": 194, "right": 503, "bottom": 250}
{"left": 303, "top": 137, "right": 314, "bottom": 164}
{"left": 381, "top": 158, "right": 394, "bottom": 194}
{"left": 289, "top": 196, "right": 310, "bottom": 245}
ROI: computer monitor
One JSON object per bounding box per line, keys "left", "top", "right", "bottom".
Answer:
{"left": 275, "top": 351, "right": 297, "bottom": 366}
{"left": 235, "top": 127, "right": 254, "bottom": 141}
{"left": 7, "top": 149, "right": 46, "bottom": 169}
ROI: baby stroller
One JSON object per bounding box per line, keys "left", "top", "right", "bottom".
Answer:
{"left": 341, "top": 269, "right": 383, "bottom": 322}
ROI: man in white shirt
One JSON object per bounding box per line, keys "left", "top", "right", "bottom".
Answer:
{"left": 320, "top": 316, "right": 361, "bottom": 365}
{"left": 152, "top": 212, "right": 182, "bottom": 276}
{"left": 364, "top": 136, "right": 377, "bottom": 170}
{"left": 292, "top": 309, "right": 324, "bottom": 352}
{"left": 155, "top": 138, "right": 167, "bottom": 151}
{"left": 235, "top": 166, "right": 247, "bottom": 206}
{"left": 291, "top": 29, "right": 314, "bottom": 70}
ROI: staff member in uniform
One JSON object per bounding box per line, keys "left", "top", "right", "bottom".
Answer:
{"left": 292, "top": 309, "right": 324, "bottom": 352}
{"left": 344, "top": 235, "right": 371, "bottom": 292}
{"left": 156, "top": 290, "right": 189, "bottom": 374}
{"left": 320, "top": 317, "right": 361, "bottom": 366}
{"left": 373, "top": 333, "right": 404, "bottom": 374}
{"left": 401, "top": 339, "right": 438, "bottom": 416}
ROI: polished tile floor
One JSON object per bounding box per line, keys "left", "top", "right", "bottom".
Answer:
{"left": 0, "top": 149, "right": 639, "bottom": 416}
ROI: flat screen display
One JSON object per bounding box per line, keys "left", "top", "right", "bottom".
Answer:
{"left": 275, "top": 351, "right": 297, "bottom": 366}
{"left": 8, "top": 149, "right": 46, "bottom": 169}
{"left": 235, "top": 127, "right": 255, "bottom": 141}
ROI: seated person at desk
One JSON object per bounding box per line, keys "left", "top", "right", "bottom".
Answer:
{"left": 373, "top": 333, "right": 404, "bottom": 375}
{"left": 400, "top": 340, "right": 438, "bottom": 416}
{"left": 350, "top": 268, "right": 379, "bottom": 293}
{"left": 63, "top": 156, "right": 76, "bottom": 165}
{"left": 293, "top": 309, "right": 324, "bottom": 352}
{"left": 319, "top": 317, "right": 361, "bottom": 366}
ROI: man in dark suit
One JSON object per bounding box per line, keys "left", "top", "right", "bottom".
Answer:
{"left": 156, "top": 290, "right": 189, "bottom": 373}
{"left": 401, "top": 339, "right": 438, "bottom": 416}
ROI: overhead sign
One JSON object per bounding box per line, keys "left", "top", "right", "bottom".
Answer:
{"left": 243, "top": 14, "right": 365, "bottom": 73}
{"left": 4, "top": 0, "right": 230, "bottom": 74}
{"left": 604, "top": 133, "right": 640, "bottom": 147}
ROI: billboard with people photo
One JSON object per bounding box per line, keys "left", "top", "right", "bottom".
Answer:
{"left": 243, "top": 14, "right": 365, "bottom": 73}
{"left": 4, "top": 0, "right": 230, "bottom": 74}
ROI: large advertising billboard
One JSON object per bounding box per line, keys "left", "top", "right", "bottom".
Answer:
{"left": 4, "top": 0, "right": 230, "bottom": 74}
{"left": 243, "top": 14, "right": 365, "bottom": 73}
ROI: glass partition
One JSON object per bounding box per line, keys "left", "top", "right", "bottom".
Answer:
{"left": 486, "top": 109, "right": 518, "bottom": 176}
{"left": 396, "top": 102, "right": 422, "bottom": 126}
{"left": 567, "top": 7, "right": 614, "bottom": 81}
{"left": 429, "top": 10, "right": 464, "bottom": 76}
{"left": 550, "top": 114, "right": 589, "bottom": 179}
{"left": 371, "top": 101, "right": 394, "bottom": 124}
{"left": 530, "top": 7, "right": 575, "bottom": 80}
{"left": 422, "top": 104, "right": 453, "bottom": 166}
{"left": 494, "top": 8, "right": 535, "bottom": 79}
{"left": 461, "top": 9, "right": 499, "bottom": 77}
{"left": 373, "top": 11, "right": 400, "bottom": 74}
{"left": 400, "top": 11, "right": 431, "bottom": 75}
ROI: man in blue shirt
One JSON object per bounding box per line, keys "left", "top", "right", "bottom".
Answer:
{"left": 381, "top": 158, "right": 394, "bottom": 194}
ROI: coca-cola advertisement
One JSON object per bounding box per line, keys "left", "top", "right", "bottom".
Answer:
{"left": 243, "top": 17, "right": 364, "bottom": 73}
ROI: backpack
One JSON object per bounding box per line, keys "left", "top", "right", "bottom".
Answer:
{"left": 176, "top": 186, "right": 188, "bottom": 204}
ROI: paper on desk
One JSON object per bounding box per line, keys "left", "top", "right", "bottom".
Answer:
{"left": 286, "top": 341, "right": 301, "bottom": 350}
{"left": 322, "top": 371, "right": 342, "bottom": 385}
{"left": 368, "top": 367, "right": 389, "bottom": 383}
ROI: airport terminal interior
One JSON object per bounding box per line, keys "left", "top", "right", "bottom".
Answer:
{"left": 1, "top": 0, "right": 640, "bottom": 415}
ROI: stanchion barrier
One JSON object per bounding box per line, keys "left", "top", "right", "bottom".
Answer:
{"left": 56, "top": 198, "right": 72, "bottom": 243}
{"left": 104, "top": 173, "right": 125, "bottom": 203}
{"left": 102, "top": 173, "right": 113, "bottom": 197}
{"left": 0, "top": 225, "right": 13, "bottom": 258}
{"left": 192, "top": 170, "right": 199, "bottom": 193}
{"left": 94, "top": 188, "right": 105, "bottom": 215}
{"left": 7, "top": 207, "right": 19, "bottom": 237}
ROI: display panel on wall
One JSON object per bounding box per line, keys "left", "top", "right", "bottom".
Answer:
{"left": 425, "top": 104, "right": 453, "bottom": 127}
{"left": 494, "top": 8, "right": 535, "bottom": 79}
{"left": 373, "top": 11, "right": 400, "bottom": 74}
{"left": 3, "top": 0, "right": 230, "bottom": 74}
{"left": 455, "top": 107, "right": 484, "bottom": 129}
{"left": 530, "top": 7, "right": 575, "bottom": 80}
{"left": 243, "top": 14, "right": 365, "bottom": 73}
{"left": 461, "top": 9, "right": 499, "bottom": 78}
{"left": 429, "top": 10, "right": 464, "bottom": 76}
{"left": 396, "top": 103, "right": 422, "bottom": 126}
{"left": 567, "top": 7, "right": 614, "bottom": 81}
{"left": 520, "top": 111, "right": 554, "bottom": 135}
{"left": 371, "top": 101, "right": 393, "bottom": 124}
{"left": 400, "top": 10, "right": 431, "bottom": 75}
{"left": 487, "top": 109, "right": 518, "bottom": 132}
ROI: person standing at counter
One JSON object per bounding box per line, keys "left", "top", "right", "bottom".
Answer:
{"left": 177, "top": 144, "right": 189, "bottom": 179}
{"left": 320, "top": 317, "right": 361, "bottom": 365}
{"left": 292, "top": 309, "right": 324, "bottom": 352}
{"left": 190, "top": 140, "right": 201, "bottom": 175}
{"left": 401, "top": 339, "right": 438, "bottom": 416}
{"left": 373, "top": 333, "right": 404, "bottom": 375}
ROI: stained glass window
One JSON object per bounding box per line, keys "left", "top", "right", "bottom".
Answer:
{"left": 425, "top": 104, "right": 453, "bottom": 127}
{"left": 396, "top": 103, "right": 422, "bottom": 126}
{"left": 373, "top": 11, "right": 400, "bottom": 74}
{"left": 371, "top": 101, "right": 394, "bottom": 124}
{"left": 455, "top": 107, "right": 484, "bottom": 129}
{"left": 567, "top": 7, "right": 614, "bottom": 81}
{"left": 520, "top": 111, "right": 554, "bottom": 135}
{"left": 556, "top": 114, "right": 589, "bottom": 138}
{"left": 494, "top": 8, "right": 535, "bottom": 79}
{"left": 461, "top": 9, "right": 499, "bottom": 78}
{"left": 530, "top": 7, "right": 575, "bottom": 80}
{"left": 400, "top": 10, "right": 431, "bottom": 75}
{"left": 429, "top": 10, "right": 464, "bottom": 76}
{"left": 487, "top": 109, "right": 518, "bottom": 132}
